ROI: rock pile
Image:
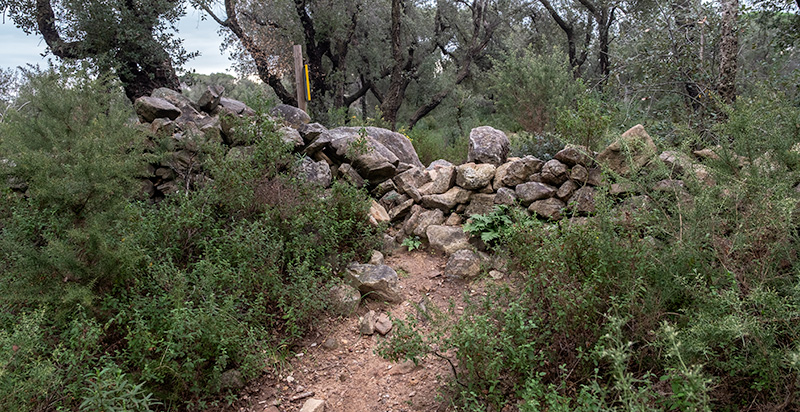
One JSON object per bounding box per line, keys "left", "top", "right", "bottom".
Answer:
{"left": 131, "top": 86, "right": 424, "bottom": 203}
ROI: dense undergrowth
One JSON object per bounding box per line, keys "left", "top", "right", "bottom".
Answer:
{"left": 0, "top": 69, "right": 380, "bottom": 411}
{"left": 381, "top": 87, "right": 800, "bottom": 411}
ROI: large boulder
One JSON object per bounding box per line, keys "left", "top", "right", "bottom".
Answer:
{"left": 540, "top": 159, "right": 569, "bottom": 185}
{"left": 554, "top": 145, "right": 593, "bottom": 167}
{"left": 528, "top": 197, "right": 566, "bottom": 220}
{"left": 270, "top": 104, "right": 310, "bottom": 128}
{"left": 394, "top": 167, "right": 430, "bottom": 202}
{"left": 197, "top": 85, "right": 224, "bottom": 112}
{"left": 296, "top": 157, "right": 332, "bottom": 187}
{"left": 152, "top": 87, "right": 198, "bottom": 111}
{"left": 328, "top": 284, "right": 361, "bottom": 316}
{"left": 368, "top": 200, "right": 391, "bottom": 226}
{"left": 426, "top": 225, "right": 471, "bottom": 255}
{"left": 403, "top": 206, "right": 445, "bottom": 239}
{"left": 338, "top": 127, "right": 423, "bottom": 169}
{"left": 569, "top": 186, "right": 596, "bottom": 214}
{"left": 220, "top": 97, "right": 255, "bottom": 116}
{"left": 456, "top": 163, "right": 496, "bottom": 190}
{"left": 326, "top": 128, "right": 400, "bottom": 183}
{"left": 420, "top": 164, "right": 456, "bottom": 195}
{"left": 421, "top": 186, "right": 471, "bottom": 211}
{"left": 134, "top": 96, "right": 181, "bottom": 123}
{"left": 468, "top": 126, "right": 510, "bottom": 166}
{"left": 515, "top": 182, "right": 556, "bottom": 205}
{"left": 345, "top": 263, "right": 402, "bottom": 303}
{"left": 499, "top": 155, "right": 544, "bottom": 187}
{"left": 596, "top": 124, "right": 658, "bottom": 176}
{"left": 494, "top": 187, "right": 517, "bottom": 206}
{"left": 277, "top": 126, "right": 304, "bottom": 150}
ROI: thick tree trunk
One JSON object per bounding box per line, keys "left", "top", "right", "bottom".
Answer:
{"left": 380, "top": 0, "right": 412, "bottom": 130}
{"left": 717, "top": 0, "right": 738, "bottom": 104}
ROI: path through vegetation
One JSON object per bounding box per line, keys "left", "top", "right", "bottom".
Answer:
{"left": 228, "top": 249, "right": 497, "bottom": 412}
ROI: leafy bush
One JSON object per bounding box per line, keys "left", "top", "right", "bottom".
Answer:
{"left": 381, "top": 82, "right": 800, "bottom": 410}
{"left": 490, "top": 47, "right": 583, "bottom": 134}
{"left": 0, "top": 68, "right": 380, "bottom": 410}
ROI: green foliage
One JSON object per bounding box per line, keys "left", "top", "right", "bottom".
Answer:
{"left": 382, "top": 82, "right": 800, "bottom": 410}
{"left": 80, "top": 365, "right": 161, "bottom": 412}
{"left": 490, "top": 48, "right": 583, "bottom": 134}
{"left": 507, "top": 131, "right": 564, "bottom": 160}
{"left": 401, "top": 236, "right": 422, "bottom": 251}
{"left": 462, "top": 205, "right": 515, "bottom": 248}
{"left": 408, "top": 124, "right": 469, "bottom": 166}
{"left": 0, "top": 69, "right": 380, "bottom": 410}
{"left": 555, "top": 93, "right": 613, "bottom": 151}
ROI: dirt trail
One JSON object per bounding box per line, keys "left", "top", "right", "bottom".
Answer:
{"left": 229, "top": 249, "right": 481, "bottom": 412}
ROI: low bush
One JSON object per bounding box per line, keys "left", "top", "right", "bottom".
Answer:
{"left": 0, "top": 68, "right": 380, "bottom": 410}
{"left": 381, "top": 84, "right": 800, "bottom": 411}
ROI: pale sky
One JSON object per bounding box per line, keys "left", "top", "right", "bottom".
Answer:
{"left": 0, "top": 7, "right": 232, "bottom": 75}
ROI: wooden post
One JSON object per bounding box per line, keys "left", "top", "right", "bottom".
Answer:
{"left": 293, "top": 45, "right": 307, "bottom": 112}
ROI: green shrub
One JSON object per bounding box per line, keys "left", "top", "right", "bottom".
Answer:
{"left": 490, "top": 48, "right": 583, "bottom": 134}
{"left": 0, "top": 68, "right": 380, "bottom": 410}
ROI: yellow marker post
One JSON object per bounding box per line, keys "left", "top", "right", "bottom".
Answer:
{"left": 304, "top": 64, "right": 311, "bottom": 101}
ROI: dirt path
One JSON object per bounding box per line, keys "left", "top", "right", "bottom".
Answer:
{"left": 229, "top": 249, "right": 480, "bottom": 412}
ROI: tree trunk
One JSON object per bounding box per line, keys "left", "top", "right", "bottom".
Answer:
{"left": 717, "top": 0, "right": 738, "bottom": 105}
{"left": 380, "top": 0, "right": 412, "bottom": 130}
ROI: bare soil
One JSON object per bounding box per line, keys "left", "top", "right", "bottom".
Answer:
{"left": 226, "top": 248, "right": 491, "bottom": 412}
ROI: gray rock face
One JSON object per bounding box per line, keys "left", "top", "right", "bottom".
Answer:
{"left": 338, "top": 163, "right": 366, "bottom": 187}
{"left": 220, "top": 97, "right": 255, "bottom": 116}
{"left": 515, "top": 182, "right": 556, "bottom": 205}
{"left": 278, "top": 126, "right": 304, "bottom": 150}
{"left": 394, "top": 167, "right": 430, "bottom": 202}
{"left": 428, "top": 159, "right": 455, "bottom": 169}
{"left": 445, "top": 249, "right": 481, "bottom": 279}
{"left": 456, "top": 163, "right": 496, "bottom": 190}
{"left": 426, "top": 225, "right": 471, "bottom": 255}
{"left": 420, "top": 165, "right": 456, "bottom": 195}
{"left": 328, "top": 129, "right": 400, "bottom": 184}
{"left": 298, "top": 123, "right": 328, "bottom": 144}
{"left": 555, "top": 145, "right": 593, "bottom": 167}
{"left": 494, "top": 187, "right": 517, "bottom": 206}
{"left": 570, "top": 186, "right": 596, "bottom": 214}
{"left": 134, "top": 96, "right": 181, "bottom": 122}
{"left": 556, "top": 180, "right": 578, "bottom": 200}
{"left": 360, "top": 310, "right": 376, "bottom": 334}
{"left": 540, "top": 159, "right": 569, "bottom": 185}
{"left": 152, "top": 88, "right": 197, "bottom": 111}
{"left": 468, "top": 126, "right": 510, "bottom": 166}
{"left": 528, "top": 197, "right": 566, "bottom": 220}
{"left": 571, "top": 164, "right": 589, "bottom": 183}
{"left": 220, "top": 369, "right": 245, "bottom": 390}
{"left": 389, "top": 199, "right": 415, "bottom": 222}
{"left": 299, "top": 399, "right": 326, "bottom": 412}
{"left": 345, "top": 263, "right": 402, "bottom": 303}
{"left": 465, "top": 193, "right": 497, "bottom": 217}
{"left": 270, "top": 104, "right": 311, "bottom": 128}
{"left": 410, "top": 208, "right": 445, "bottom": 239}
{"left": 329, "top": 284, "right": 361, "bottom": 316}
{"left": 197, "top": 85, "right": 224, "bottom": 112}
{"left": 338, "top": 127, "right": 423, "bottom": 168}
{"left": 421, "top": 186, "right": 471, "bottom": 211}
{"left": 596, "top": 124, "right": 657, "bottom": 176}
{"left": 500, "top": 155, "right": 544, "bottom": 187}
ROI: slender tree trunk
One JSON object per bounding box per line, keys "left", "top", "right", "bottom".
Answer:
{"left": 717, "top": 0, "right": 738, "bottom": 104}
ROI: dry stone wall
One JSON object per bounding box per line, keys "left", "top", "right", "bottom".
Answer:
{"left": 122, "top": 87, "right": 726, "bottom": 251}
